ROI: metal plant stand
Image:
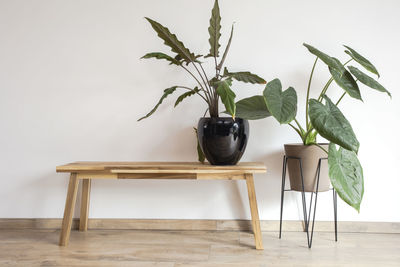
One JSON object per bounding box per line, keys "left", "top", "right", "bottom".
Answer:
{"left": 279, "top": 155, "right": 338, "bottom": 248}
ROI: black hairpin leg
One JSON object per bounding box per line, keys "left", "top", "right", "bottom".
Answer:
{"left": 333, "top": 188, "right": 338, "bottom": 242}
{"left": 279, "top": 156, "right": 336, "bottom": 248}
{"left": 279, "top": 156, "right": 287, "bottom": 239}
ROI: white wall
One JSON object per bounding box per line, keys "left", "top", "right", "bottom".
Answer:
{"left": 0, "top": 0, "right": 399, "bottom": 222}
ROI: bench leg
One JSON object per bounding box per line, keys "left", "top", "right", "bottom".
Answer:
{"left": 59, "top": 173, "right": 79, "bottom": 246}
{"left": 245, "top": 174, "right": 263, "bottom": 250}
{"left": 79, "top": 179, "right": 91, "bottom": 231}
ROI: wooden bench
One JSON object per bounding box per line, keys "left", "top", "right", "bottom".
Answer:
{"left": 56, "top": 162, "right": 267, "bottom": 249}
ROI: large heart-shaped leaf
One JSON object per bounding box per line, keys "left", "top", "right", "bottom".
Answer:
{"left": 329, "top": 60, "right": 362, "bottom": 101}
{"left": 205, "top": 0, "right": 221, "bottom": 58}
{"left": 309, "top": 96, "right": 359, "bottom": 152}
{"left": 234, "top": 95, "right": 271, "bottom": 120}
{"left": 138, "top": 86, "right": 177, "bottom": 121}
{"left": 217, "top": 24, "right": 234, "bottom": 71}
{"left": 303, "top": 43, "right": 344, "bottom": 74}
{"left": 141, "top": 52, "right": 181, "bottom": 65}
{"left": 344, "top": 45, "right": 380, "bottom": 77}
{"left": 328, "top": 143, "right": 364, "bottom": 212}
{"left": 223, "top": 68, "right": 266, "bottom": 84}
{"left": 348, "top": 66, "right": 391, "bottom": 98}
{"left": 263, "top": 78, "right": 297, "bottom": 124}
{"left": 216, "top": 79, "right": 236, "bottom": 118}
{"left": 174, "top": 87, "right": 200, "bottom": 107}
{"left": 145, "top": 17, "right": 198, "bottom": 64}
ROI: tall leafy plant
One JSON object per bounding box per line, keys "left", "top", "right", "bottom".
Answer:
{"left": 138, "top": 0, "right": 266, "bottom": 121}
{"left": 236, "top": 44, "right": 390, "bottom": 212}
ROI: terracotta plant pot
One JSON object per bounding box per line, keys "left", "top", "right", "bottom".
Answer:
{"left": 284, "top": 143, "right": 330, "bottom": 192}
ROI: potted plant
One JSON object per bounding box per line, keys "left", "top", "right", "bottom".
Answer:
{"left": 138, "top": 0, "right": 266, "bottom": 165}
{"left": 235, "top": 43, "right": 390, "bottom": 211}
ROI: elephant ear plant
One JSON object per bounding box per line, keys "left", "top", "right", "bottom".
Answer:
{"left": 236, "top": 43, "right": 390, "bottom": 212}
{"left": 138, "top": 0, "right": 265, "bottom": 121}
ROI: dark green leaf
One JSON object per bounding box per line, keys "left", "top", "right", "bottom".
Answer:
{"left": 141, "top": 52, "right": 181, "bottom": 65}
{"left": 217, "top": 24, "right": 234, "bottom": 71}
{"left": 348, "top": 66, "right": 391, "bottom": 98}
{"left": 303, "top": 43, "right": 344, "bottom": 73}
{"left": 205, "top": 0, "right": 221, "bottom": 58}
{"left": 309, "top": 96, "right": 359, "bottom": 152}
{"left": 328, "top": 143, "right": 364, "bottom": 212}
{"left": 138, "top": 86, "right": 177, "bottom": 121}
{"left": 344, "top": 45, "right": 380, "bottom": 77}
{"left": 145, "top": 17, "right": 198, "bottom": 64}
{"left": 263, "top": 78, "right": 297, "bottom": 124}
{"left": 194, "top": 127, "right": 205, "bottom": 163}
{"left": 174, "top": 87, "right": 200, "bottom": 107}
{"left": 329, "top": 59, "right": 362, "bottom": 101}
{"left": 234, "top": 95, "right": 271, "bottom": 120}
{"left": 224, "top": 67, "right": 266, "bottom": 84}
{"left": 216, "top": 79, "right": 236, "bottom": 118}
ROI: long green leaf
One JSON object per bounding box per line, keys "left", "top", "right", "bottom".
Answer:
{"left": 174, "top": 87, "right": 200, "bottom": 107}
{"left": 141, "top": 52, "right": 181, "bottom": 65}
{"left": 234, "top": 95, "right": 271, "bottom": 120}
{"left": 328, "top": 143, "right": 364, "bottom": 212}
{"left": 217, "top": 24, "right": 234, "bottom": 71}
{"left": 224, "top": 67, "right": 266, "bottom": 84}
{"left": 216, "top": 79, "right": 236, "bottom": 118}
{"left": 263, "top": 78, "right": 297, "bottom": 124}
{"left": 194, "top": 127, "right": 205, "bottom": 163}
{"left": 206, "top": 0, "right": 221, "bottom": 58}
{"left": 145, "top": 17, "right": 198, "bottom": 64}
{"left": 344, "top": 45, "right": 380, "bottom": 77}
{"left": 348, "top": 66, "right": 391, "bottom": 98}
{"left": 309, "top": 96, "right": 359, "bottom": 152}
{"left": 303, "top": 43, "right": 344, "bottom": 74}
{"left": 138, "top": 86, "right": 177, "bottom": 121}
{"left": 329, "top": 59, "right": 362, "bottom": 101}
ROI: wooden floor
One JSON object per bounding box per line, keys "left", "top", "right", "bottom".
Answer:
{"left": 0, "top": 229, "right": 399, "bottom": 266}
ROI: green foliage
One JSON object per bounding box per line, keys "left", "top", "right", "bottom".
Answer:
{"left": 329, "top": 65, "right": 362, "bottom": 101}
{"left": 216, "top": 79, "right": 236, "bottom": 118}
{"left": 174, "top": 88, "right": 200, "bottom": 107}
{"left": 223, "top": 68, "right": 266, "bottom": 84}
{"left": 309, "top": 96, "right": 359, "bottom": 153}
{"left": 217, "top": 24, "right": 234, "bottom": 71}
{"left": 138, "top": 86, "right": 177, "bottom": 121}
{"left": 263, "top": 79, "right": 297, "bottom": 124}
{"left": 348, "top": 66, "right": 391, "bottom": 98}
{"left": 344, "top": 45, "right": 380, "bottom": 77}
{"left": 141, "top": 52, "right": 181, "bottom": 65}
{"left": 328, "top": 143, "right": 364, "bottom": 212}
{"left": 303, "top": 43, "right": 344, "bottom": 73}
{"left": 140, "top": 1, "right": 265, "bottom": 122}
{"left": 234, "top": 95, "right": 271, "bottom": 120}
{"left": 206, "top": 0, "right": 221, "bottom": 58}
{"left": 145, "top": 17, "right": 199, "bottom": 64}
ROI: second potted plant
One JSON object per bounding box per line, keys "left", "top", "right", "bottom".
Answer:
{"left": 235, "top": 43, "right": 390, "bottom": 211}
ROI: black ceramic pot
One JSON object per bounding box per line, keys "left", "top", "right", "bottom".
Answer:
{"left": 197, "top": 117, "right": 249, "bottom": 165}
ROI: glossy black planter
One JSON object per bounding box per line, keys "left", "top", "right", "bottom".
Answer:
{"left": 197, "top": 117, "right": 249, "bottom": 165}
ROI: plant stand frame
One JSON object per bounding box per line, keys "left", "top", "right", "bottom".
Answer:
{"left": 279, "top": 155, "right": 338, "bottom": 248}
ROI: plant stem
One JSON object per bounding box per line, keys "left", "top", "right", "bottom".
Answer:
{"left": 310, "top": 142, "right": 328, "bottom": 154}
{"left": 336, "top": 92, "right": 346, "bottom": 105}
{"left": 288, "top": 123, "right": 303, "bottom": 139}
{"left": 180, "top": 65, "right": 211, "bottom": 103}
{"left": 306, "top": 57, "right": 318, "bottom": 127}
{"left": 294, "top": 118, "right": 305, "bottom": 134}
{"left": 177, "top": 86, "right": 208, "bottom": 103}
{"left": 192, "top": 62, "right": 213, "bottom": 100}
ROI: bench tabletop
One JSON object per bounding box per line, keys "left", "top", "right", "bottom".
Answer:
{"left": 56, "top": 161, "right": 267, "bottom": 174}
